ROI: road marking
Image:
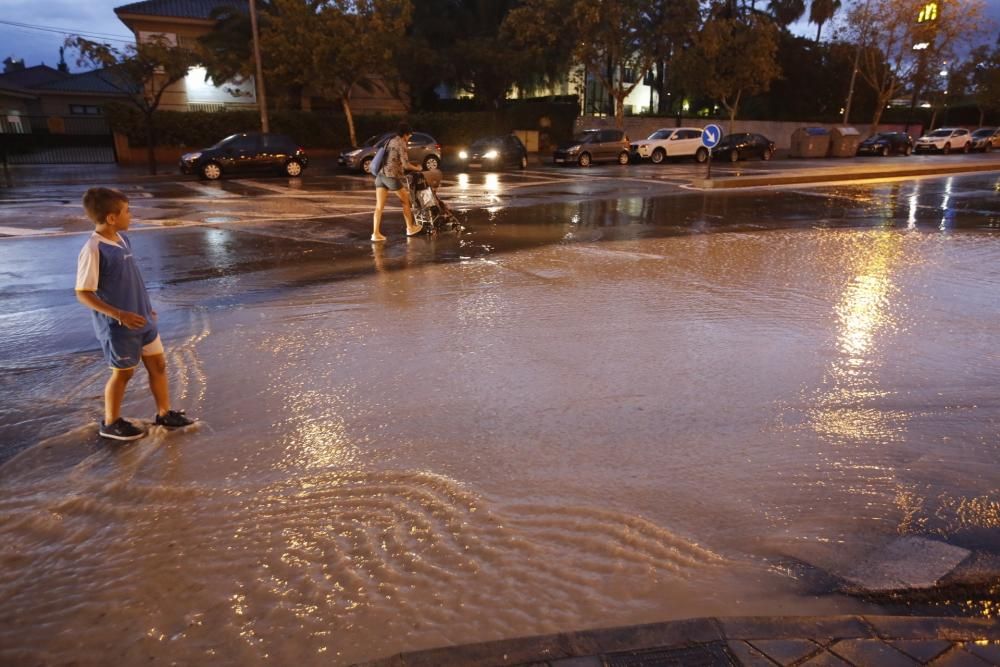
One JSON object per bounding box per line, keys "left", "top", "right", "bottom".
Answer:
{"left": 0, "top": 225, "right": 50, "bottom": 236}
{"left": 178, "top": 181, "right": 237, "bottom": 198}
{"left": 234, "top": 179, "right": 308, "bottom": 194}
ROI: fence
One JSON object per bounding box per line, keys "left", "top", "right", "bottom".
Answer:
{"left": 0, "top": 114, "right": 116, "bottom": 164}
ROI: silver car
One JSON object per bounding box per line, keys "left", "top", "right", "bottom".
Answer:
{"left": 969, "top": 127, "right": 1000, "bottom": 152}
{"left": 338, "top": 132, "right": 442, "bottom": 172}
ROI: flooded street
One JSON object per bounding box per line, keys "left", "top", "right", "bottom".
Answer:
{"left": 1, "top": 172, "right": 999, "bottom": 665}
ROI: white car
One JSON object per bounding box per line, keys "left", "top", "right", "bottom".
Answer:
{"left": 629, "top": 127, "right": 708, "bottom": 164}
{"left": 914, "top": 127, "right": 971, "bottom": 154}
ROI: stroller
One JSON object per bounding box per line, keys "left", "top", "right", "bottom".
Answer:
{"left": 407, "top": 169, "right": 461, "bottom": 233}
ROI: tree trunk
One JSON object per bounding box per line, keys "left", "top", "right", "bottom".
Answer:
{"left": 656, "top": 61, "right": 670, "bottom": 115}
{"left": 979, "top": 107, "right": 985, "bottom": 126}
{"left": 870, "top": 96, "right": 888, "bottom": 132}
{"left": 341, "top": 93, "right": 357, "bottom": 148}
{"left": 144, "top": 112, "right": 157, "bottom": 176}
{"left": 614, "top": 90, "right": 626, "bottom": 128}
{"left": 815, "top": 21, "right": 823, "bottom": 43}
{"left": 928, "top": 107, "right": 938, "bottom": 130}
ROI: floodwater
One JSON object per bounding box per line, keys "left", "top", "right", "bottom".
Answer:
{"left": 1, "top": 175, "right": 999, "bottom": 665}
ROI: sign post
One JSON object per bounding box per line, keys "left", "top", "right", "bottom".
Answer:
{"left": 701, "top": 124, "right": 722, "bottom": 180}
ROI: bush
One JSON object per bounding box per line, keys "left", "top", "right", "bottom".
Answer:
{"left": 105, "top": 100, "right": 579, "bottom": 149}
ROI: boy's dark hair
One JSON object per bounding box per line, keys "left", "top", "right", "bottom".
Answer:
{"left": 397, "top": 121, "right": 412, "bottom": 137}
{"left": 82, "top": 187, "right": 129, "bottom": 225}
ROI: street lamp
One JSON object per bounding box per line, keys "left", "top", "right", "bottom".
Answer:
{"left": 249, "top": 0, "right": 269, "bottom": 133}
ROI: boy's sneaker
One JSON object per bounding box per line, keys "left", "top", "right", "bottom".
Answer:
{"left": 154, "top": 410, "right": 195, "bottom": 429}
{"left": 99, "top": 418, "right": 146, "bottom": 441}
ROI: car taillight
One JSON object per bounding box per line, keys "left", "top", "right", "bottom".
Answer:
{"left": 435, "top": 144, "right": 441, "bottom": 151}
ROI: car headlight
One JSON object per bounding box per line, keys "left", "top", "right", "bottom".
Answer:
{"left": 483, "top": 150, "right": 498, "bottom": 159}
{"left": 459, "top": 150, "right": 468, "bottom": 159}
{"left": 566, "top": 145, "right": 581, "bottom": 154}
{"left": 183, "top": 152, "right": 202, "bottom": 161}
{"left": 345, "top": 149, "right": 362, "bottom": 157}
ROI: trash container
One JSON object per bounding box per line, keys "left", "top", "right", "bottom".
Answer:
{"left": 829, "top": 126, "right": 861, "bottom": 157}
{"left": 790, "top": 127, "right": 831, "bottom": 158}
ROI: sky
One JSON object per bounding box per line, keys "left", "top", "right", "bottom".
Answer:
{"left": 1, "top": 0, "right": 999, "bottom": 73}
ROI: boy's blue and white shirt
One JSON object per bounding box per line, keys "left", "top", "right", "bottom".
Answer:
{"left": 76, "top": 232, "right": 154, "bottom": 335}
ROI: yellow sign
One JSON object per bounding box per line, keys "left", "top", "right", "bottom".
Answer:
{"left": 917, "top": 1, "right": 938, "bottom": 22}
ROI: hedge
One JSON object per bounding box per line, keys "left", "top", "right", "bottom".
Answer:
{"left": 105, "top": 99, "right": 579, "bottom": 149}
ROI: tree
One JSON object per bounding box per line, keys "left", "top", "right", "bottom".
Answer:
{"left": 809, "top": 0, "right": 841, "bottom": 42}
{"left": 65, "top": 36, "right": 198, "bottom": 174}
{"left": 506, "top": 0, "right": 662, "bottom": 128}
{"left": 768, "top": 0, "right": 807, "bottom": 26}
{"left": 642, "top": 0, "right": 702, "bottom": 115}
{"left": 312, "top": 0, "right": 412, "bottom": 147}
{"left": 964, "top": 41, "right": 1000, "bottom": 126}
{"left": 842, "top": 0, "right": 987, "bottom": 131}
{"left": 672, "top": 15, "right": 781, "bottom": 130}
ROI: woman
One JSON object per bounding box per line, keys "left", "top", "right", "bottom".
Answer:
{"left": 372, "top": 122, "right": 423, "bottom": 241}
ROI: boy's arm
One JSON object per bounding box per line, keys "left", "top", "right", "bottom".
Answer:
{"left": 76, "top": 290, "right": 147, "bottom": 329}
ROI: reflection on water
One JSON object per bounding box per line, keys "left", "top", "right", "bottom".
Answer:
{"left": 1, "top": 180, "right": 999, "bottom": 664}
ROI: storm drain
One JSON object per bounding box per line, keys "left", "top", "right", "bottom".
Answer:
{"left": 604, "top": 642, "right": 737, "bottom": 667}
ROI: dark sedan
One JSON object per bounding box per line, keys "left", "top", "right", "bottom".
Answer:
{"left": 457, "top": 134, "right": 528, "bottom": 170}
{"left": 857, "top": 131, "right": 913, "bottom": 157}
{"left": 711, "top": 133, "right": 775, "bottom": 162}
{"left": 180, "top": 132, "right": 307, "bottom": 180}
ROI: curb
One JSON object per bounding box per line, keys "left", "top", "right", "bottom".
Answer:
{"left": 354, "top": 615, "right": 1000, "bottom": 667}
{"left": 690, "top": 161, "right": 1000, "bottom": 189}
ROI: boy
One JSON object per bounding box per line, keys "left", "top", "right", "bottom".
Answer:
{"left": 75, "top": 187, "right": 194, "bottom": 441}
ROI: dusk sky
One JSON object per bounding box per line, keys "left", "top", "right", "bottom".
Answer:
{"left": 1, "top": 0, "right": 999, "bottom": 73}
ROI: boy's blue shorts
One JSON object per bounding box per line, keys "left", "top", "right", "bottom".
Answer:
{"left": 99, "top": 324, "right": 163, "bottom": 369}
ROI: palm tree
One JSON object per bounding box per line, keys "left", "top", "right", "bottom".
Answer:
{"left": 809, "top": 0, "right": 841, "bottom": 42}
{"left": 768, "top": 0, "right": 806, "bottom": 26}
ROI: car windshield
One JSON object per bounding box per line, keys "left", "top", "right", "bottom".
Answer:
{"left": 361, "top": 134, "right": 385, "bottom": 147}
{"left": 972, "top": 129, "right": 995, "bottom": 137}
{"left": 928, "top": 130, "right": 952, "bottom": 137}
{"left": 573, "top": 131, "right": 600, "bottom": 143}
{"left": 875, "top": 133, "right": 895, "bottom": 139}
{"left": 648, "top": 130, "right": 673, "bottom": 140}
{"left": 471, "top": 137, "right": 503, "bottom": 150}
{"left": 209, "top": 134, "right": 241, "bottom": 149}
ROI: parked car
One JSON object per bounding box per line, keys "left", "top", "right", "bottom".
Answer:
{"left": 338, "top": 131, "right": 442, "bottom": 172}
{"left": 857, "top": 131, "right": 913, "bottom": 157}
{"left": 711, "top": 133, "right": 776, "bottom": 162}
{"left": 630, "top": 127, "right": 708, "bottom": 164}
{"left": 180, "top": 132, "right": 308, "bottom": 180}
{"left": 969, "top": 127, "right": 1000, "bottom": 152}
{"left": 553, "top": 128, "right": 630, "bottom": 167}
{"left": 457, "top": 134, "right": 528, "bottom": 170}
{"left": 914, "top": 127, "right": 971, "bottom": 154}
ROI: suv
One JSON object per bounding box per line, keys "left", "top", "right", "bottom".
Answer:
{"left": 630, "top": 127, "right": 708, "bottom": 164}
{"left": 339, "top": 132, "right": 442, "bottom": 172}
{"left": 553, "top": 129, "right": 630, "bottom": 167}
{"left": 180, "top": 133, "right": 308, "bottom": 180}
{"left": 914, "top": 128, "right": 971, "bottom": 154}
{"left": 969, "top": 127, "right": 1000, "bottom": 152}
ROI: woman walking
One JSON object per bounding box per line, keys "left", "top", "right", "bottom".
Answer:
{"left": 372, "top": 122, "right": 424, "bottom": 242}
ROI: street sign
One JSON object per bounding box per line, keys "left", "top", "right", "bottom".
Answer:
{"left": 702, "top": 124, "right": 723, "bottom": 149}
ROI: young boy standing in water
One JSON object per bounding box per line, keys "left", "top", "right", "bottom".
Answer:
{"left": 75, "top": 187, "right": 194, "bottom": 441}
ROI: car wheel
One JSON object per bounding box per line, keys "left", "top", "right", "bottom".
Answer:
{"left": 903, "top": 145, "right": 912, "bottom": 156}
{"left": 578, "top": 152, "right": 592, "bottom": 167}
{"left": 361, "top": 156, "right": 373, "bottom": 173}
{"left": 962, "top": 142, "right": 970, "bottom": 153}
{"left": 729, "top": 149, "right": 739, "bottom": 162}
{"left": 284, "top": 159, "right": 303, "bottom": 177}
{"left": 617, "top": 151, "right": 630, "bottom": 165}
{"left": 762, "top": 148, "right": 773, "bottom": 161}
{"left": 423, "top": 155, "right": 440, "bottom": 170}
{"left": 201, "top": 162, "right": 222, "bottom": 180}
{"left": 695, "top": 147, "right": 708, "bottom": 163}
{"left": 519, "top": 154, "right": 527, "bottom": 169}
{"left": 651, "top": 148, "right": 665, "bottom": 164}
{"left": 881, "top": 146, "right": 890, "bottom": 157}
{"left": 943, "top": 143, "right": 951, "bottom": 155}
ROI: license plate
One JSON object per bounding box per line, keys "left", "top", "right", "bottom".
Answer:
{"left": 554, "top": 157, "right": 565, "bottom": 163}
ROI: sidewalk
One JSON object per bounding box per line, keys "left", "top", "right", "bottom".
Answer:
{"left": 357, "top": 615, "right": 1000, "bottom": 666}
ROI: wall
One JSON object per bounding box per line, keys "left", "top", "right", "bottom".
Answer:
{"left": 577, "top": 117, "right": 927, "bottom": 150}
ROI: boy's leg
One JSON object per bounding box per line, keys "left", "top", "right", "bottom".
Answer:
{"left": 105, "top": 367, "right": 135, "bottom": 424}
{"left": 142, "top": 352, "right": 170, "bottom": 416}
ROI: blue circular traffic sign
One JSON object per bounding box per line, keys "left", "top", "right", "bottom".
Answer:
{"left": 702, "top": 124, "right": 723, "bottom": 149}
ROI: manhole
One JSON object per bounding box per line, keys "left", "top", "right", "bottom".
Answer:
{"left": 605, "top": 642, "right": 736, "bottom": 666}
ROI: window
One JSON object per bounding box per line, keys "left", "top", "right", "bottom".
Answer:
{"left": 69, "top": 105, "right": 102, "bottom": 115}
{"left": 412, "top": 133, "right": 434, "bottom": 145}
{"left": 262, "top": 134, "right": 293, "bottom": 150}
{"left": 227, "top": 134, "right": 259, "bottom": 151}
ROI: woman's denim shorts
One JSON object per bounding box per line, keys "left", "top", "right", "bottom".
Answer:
{"left": 374, "top": 174, "right": 403, "bottom": 191}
